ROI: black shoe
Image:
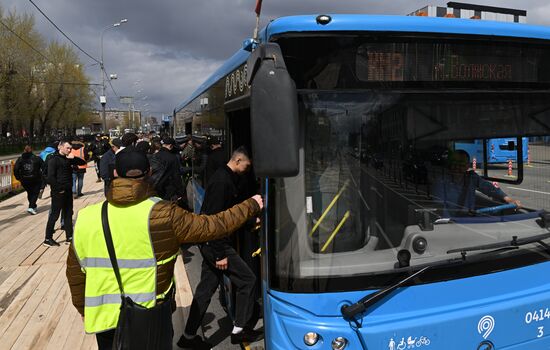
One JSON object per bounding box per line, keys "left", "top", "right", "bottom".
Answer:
{"left": 43, "top": 238, "right": 60, "bottom": 247}
{"left": 65, "top": 237, "right": 73, "bottom": 245}
{"left": 230, "top": 328, "right": 264, "bottom": 344}
{"left": 176, "top": 335, "right": 212, "bottom": 349}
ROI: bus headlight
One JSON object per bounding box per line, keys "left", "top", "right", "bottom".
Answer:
{"left": 303, "top": 332, "right": 319, "bottom": 346}
{"left": 332, "top": 336, "right": 348, "bottom": 349}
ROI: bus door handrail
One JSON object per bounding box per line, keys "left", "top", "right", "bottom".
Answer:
{"left": 309, "top": 180, "right": 349, "bottom": 237}
{"left": 321, "top": 211, "right": 351, "bottom": 252}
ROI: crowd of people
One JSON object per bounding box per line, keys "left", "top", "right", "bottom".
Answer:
{"left": 13, "top": 130, "right": 263, "bottom": 349}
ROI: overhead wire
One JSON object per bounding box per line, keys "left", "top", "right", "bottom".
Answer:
{"left": 26, "top": 0, "right": 100, "bottom": 64}
{"left": 0, "top": 18, "right": 54, "bottom": 64}
{"left": 22, "top": 80, "right": 102, "bottom": 86}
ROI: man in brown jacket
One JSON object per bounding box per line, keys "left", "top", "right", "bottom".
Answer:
{"left": 66, "top": 147, "right": 263, "bottom": 349}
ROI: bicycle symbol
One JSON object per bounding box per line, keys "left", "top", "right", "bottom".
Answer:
{"left": 416, "top": 336, "right": 431, "bottom": 347}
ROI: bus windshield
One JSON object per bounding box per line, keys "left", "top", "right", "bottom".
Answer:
{"left": 269, "top": 90, "right": 550, "bottom": 293}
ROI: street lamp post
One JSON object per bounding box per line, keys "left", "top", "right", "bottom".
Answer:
{"left": 100, "top": 18, "right": 128, "bottom": 132}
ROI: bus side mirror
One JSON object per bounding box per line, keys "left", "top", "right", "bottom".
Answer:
{"left": 247, "top": 43, "right": 299, "bottom": 177}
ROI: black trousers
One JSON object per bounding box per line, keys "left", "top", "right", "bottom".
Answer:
{"left": 45, "top": 190, "right": 73, "bottom": 240}
{"left": 184, "top": 245, "right": 256, "bottom": 335}
{"left": 94, "top": 159, "right": 101, "bottom": 179}
{"left": 96, "top": 329, "right": 115, "bottom": 350}
{"left": 21, "top": 180, "right": 41, "bottom": 209}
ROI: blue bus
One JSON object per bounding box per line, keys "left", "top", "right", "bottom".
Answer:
{"left": 455, "top": 137, "right": 529, "bottom": 165}
{"left": 175, "top": 13, "right": 550, "bottom": 350}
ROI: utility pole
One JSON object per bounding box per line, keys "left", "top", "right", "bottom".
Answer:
{"left": 100, "top": 63, "right": 107, "bottom": 132}
{"left": 99, "top": 19, "right": 128, "bottom": 132}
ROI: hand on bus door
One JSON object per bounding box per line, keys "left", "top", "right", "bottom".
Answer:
{"left": 215, "top": 257, "right": 228, "bottom": 270}
{"left": 252, "top": 194, "right": 264, "bottom": 210}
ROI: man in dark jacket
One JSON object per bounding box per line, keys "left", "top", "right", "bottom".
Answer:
{"left": 204, "top": 136, "right": 226, "bottom": 185}
{"left": 90, "top": 134, "right": 108, "bottom": 182}
{"left": 99, "top": 138, "right": 122, "bottom": 194}
{"left": 179, "top": 146, "right": 262, "bottom": 348}
{"left": 152, "top": 137, "right": 185, "bottom": 201}
{"left": 43, "top": 139, "right": 86, "bottom": 247}
{"left": 14, "top": 145, "right": 44, "bottom": 215}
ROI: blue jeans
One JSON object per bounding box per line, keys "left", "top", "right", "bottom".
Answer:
{"left": 72, "top": 173, "right": 84, "bottom": 196}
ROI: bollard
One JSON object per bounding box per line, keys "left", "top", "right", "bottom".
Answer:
{"left": 472, "top": 157, "right": 477, "bottom": 171}
{"left": 505, "top": 159, "right": 514, "bottom": 178}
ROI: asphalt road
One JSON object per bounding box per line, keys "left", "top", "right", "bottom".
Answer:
{"left": 478, "top": 144, "right": 550, "bottom": 211}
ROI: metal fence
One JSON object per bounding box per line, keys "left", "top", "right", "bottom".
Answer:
{"left": 0, "top": 137, "right": 50, "bottom": 156}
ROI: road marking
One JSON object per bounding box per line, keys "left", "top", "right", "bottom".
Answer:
{"left": 506, "top": 187, "right": 550, "bottom": 195}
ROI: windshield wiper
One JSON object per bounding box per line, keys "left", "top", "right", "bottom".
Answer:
{"left": 341, "top": 233, "right": 550, "bottom": 322}
{"left": 341, "top": 266, "right": 431, "bottom": 321}
{"left": 447, "top": 232, "right": 550, "bottom": 256}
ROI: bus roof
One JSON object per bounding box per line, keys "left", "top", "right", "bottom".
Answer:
{"left": 175, "top": 14, "right": 550, "bottom": 113}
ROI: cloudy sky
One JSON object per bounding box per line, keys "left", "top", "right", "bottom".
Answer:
{"left": 3, "top": 0, "right": 550, "bottom": 121}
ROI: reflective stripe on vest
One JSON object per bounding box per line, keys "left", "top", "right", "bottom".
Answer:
{"left": 80, "top": 257, "right": 156, "bottom": 268}
{"left": 73, "top": 197, "right": 177, "bottom": 334}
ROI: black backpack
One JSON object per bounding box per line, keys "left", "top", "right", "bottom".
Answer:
{"left": 42, "top": 153, "right": 55, "bottom": 178}
{"left": 19, "top": 157, "right": 36, "bottom": 179}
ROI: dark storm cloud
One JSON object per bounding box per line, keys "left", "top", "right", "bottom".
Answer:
{"left": 3, "top": 0, "right": 550, "bottom": 118}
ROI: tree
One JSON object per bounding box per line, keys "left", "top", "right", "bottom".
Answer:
{"left": 0, "top": 5, "right": 94, "bottom": 139}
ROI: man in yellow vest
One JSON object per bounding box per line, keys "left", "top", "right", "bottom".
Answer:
{"left": 66, "top": 147, "right": 263, "bottom": 349}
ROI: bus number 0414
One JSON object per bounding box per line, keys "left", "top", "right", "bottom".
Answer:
{"left": 525, "top": 309, "right": 550, "bottom": 324}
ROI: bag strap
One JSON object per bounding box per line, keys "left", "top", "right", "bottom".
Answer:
{"left": 101, "top": 201, "right": 125, "bottom": 296}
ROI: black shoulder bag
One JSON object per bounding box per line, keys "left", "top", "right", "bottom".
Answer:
{"left": 100, "top": 201, "right": 174, "bottom": 350}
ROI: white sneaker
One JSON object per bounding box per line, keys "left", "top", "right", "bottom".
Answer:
{"left": 28, "top": 208, "right": 37, "bottom": 215}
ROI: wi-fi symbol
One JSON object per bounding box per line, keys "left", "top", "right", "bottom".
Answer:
{"left": 478, "top": 315, "right": 495, "bottom": 339}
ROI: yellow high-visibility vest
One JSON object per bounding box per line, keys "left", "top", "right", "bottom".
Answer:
{"left": 73, "top": 197, "right": 177, "bottom": 333}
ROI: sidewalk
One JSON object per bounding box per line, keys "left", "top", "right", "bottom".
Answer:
{"left": 0, "top": 165, "right": 194, "bottom": 349}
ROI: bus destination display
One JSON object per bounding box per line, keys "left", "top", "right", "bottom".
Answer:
{"left": 356, "top": 43, "right": 546, "bottom": 83}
